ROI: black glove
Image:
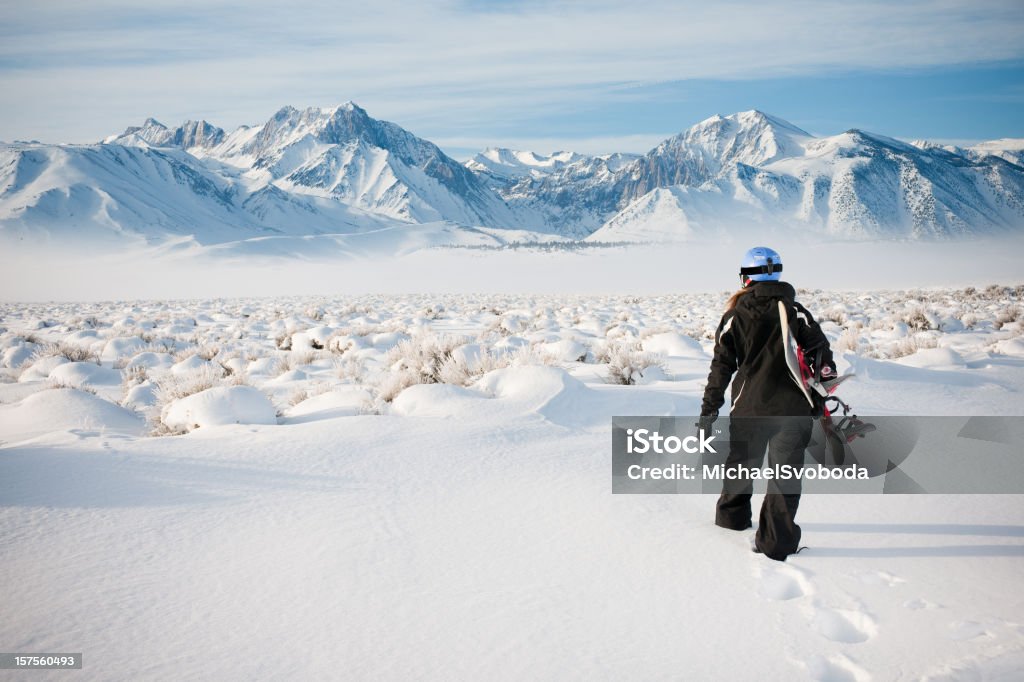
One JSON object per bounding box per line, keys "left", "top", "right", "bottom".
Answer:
{"left": 696, "top": 412, "right": 718, "bottom": 433}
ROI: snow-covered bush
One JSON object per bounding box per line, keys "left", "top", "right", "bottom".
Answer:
{"left": 439, "top": 345, "right": 554, "bottom": 387}
{"left": 274, "top": 331, "right": 293, "bottom": 350}
{"left": 902, "top": 307, "right": 935, "bottom": 332}
{"left": 46, "top": 378, "right": 98, "bottom": 395}
{"left": 154, "top": 364, "right": 224, "bottom": 409}
{"left": 335, "top": 355, "right": 368, "bottom": 384}
{"left": 32, "top": 341, "right": 100, "bottom": 365}
{"left": 161, "top": 385, "right": 277, "bottom": 434}
{"left": 834, "top": 327, "right": 860, "bottom": 354}
{"left": 889, "top": 335, "right": 939, "bottom": 359}
{"left": 277, "top": 350, "right": 323, "bottom": 375}
{"left": 821, "top": 308, "right": 848, "bottom": 326}
{"left": 603, "top": 342, "right": 665, "bottom": 385}
{"left": 376, "top": 334, "right": 555, "bottom": 402}
{"left": 122, "top": 364, "right": 148, "bottom": 386}
{"left": 195, "top": 344, "right": 220, "bottom": 361}
{"left": 995, "top": 305, "right": 1021, "bottom": 330}
{"left": 960, "top": 312, "right": 979, "bottom": 329}
{"left": 378, "top": 334, "right": 465, "bottom": 402}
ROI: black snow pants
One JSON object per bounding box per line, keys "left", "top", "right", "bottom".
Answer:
{"left": 715, "top": 417, "right": 813, "bottom": 561}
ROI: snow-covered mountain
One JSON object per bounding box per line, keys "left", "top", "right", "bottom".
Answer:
{"left": 470, "top": 151, "right": 642, "bottom": 237}
{"left": 1, "top": 104, "right": 1022, "bottom": 248}
{"left": 592, "top": 120, "right": 1024, "bottom": 241}
{"left": 0, "top": 139, "right": 397, "bottom": 245}
{"left": 469, "top": 111, "right": 1024, "bottom": 241}
{"left": 107, "top": 118, "right": 226, "bottom": 150}
{"left": 0, "top": 102, "right": 523, "bottom": 246}
{"left": 911, "top": 138, "right": 1024, "bottom": 169}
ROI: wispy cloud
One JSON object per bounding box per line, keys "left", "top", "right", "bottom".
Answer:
{"left": 1, "top": 0, "right": 1022, "bottom": 146}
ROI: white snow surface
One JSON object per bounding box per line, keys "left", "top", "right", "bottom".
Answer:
{"left": 162, "top": 385, "right": 277, "bottom": 432}
{"left": 2, "top": 289, "right": 1024, "bottom": 680}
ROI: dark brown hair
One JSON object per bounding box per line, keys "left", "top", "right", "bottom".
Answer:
{"left": 725, "top": 287, "right": 751, "bottom": 311}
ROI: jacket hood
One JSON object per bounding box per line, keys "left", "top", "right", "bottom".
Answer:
{"left": 750, "top": 281, "right": 796, "bottom": 300}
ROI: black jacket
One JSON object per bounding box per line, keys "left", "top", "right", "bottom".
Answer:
{"left": 701, "top": 281, "right": 835, "bottom": 418}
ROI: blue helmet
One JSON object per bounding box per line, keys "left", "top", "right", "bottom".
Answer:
{"left": 739, "top": 246, "right": 782, "bottom": 288}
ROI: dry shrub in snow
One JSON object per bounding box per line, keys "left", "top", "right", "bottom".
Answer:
{"left": 889, "top": 335, "right": 939, "bottom": 359}
{"left": 377, "top": 335, "right": 554, "bottom": 402}
{"left": 335, "top": 355, "right": 369, "bottom": 384}
{"left": 437, "top": 345, "right": 553, "bottom": 387}
{"left": 378, "top": 334, "right": 464, "bottom": 402}
{"left": 833, "top": 328, "right": 860, "bottom": 354}
{"left": 603, "top": 341, "right": 665, "bottom": 385}
{"left": 150, "top": 364, "right": 254, "bottom": 434}
{"left": 196, "top": 344, "right": 220, "bottom": 361}
{"left": 277, "top": 350, "right": 323, "bottom": 375}
{"left": 173, "top": 344, "right": 220, "bottom": 363}
{"left": 140, "top": 339, "right": 177, "bottom": 354}
{"left": 288, "top": 382, "right": 333, "bottom": 407}
{"left": 995, "top": 305, "right": 1021, "bottom": 330}
{"left": 902, "top": 307, "right": 934, "bottom": 332}
{"left": 46, "top": 378, "right": 97, "bottom": 395}
{"left": 122, "top": 364, "right": 148, "bottom": 386}
{"left": 482, "top": 313, "right": 530, "bottom": 338}
{"left": 327, "top": 332, "right": 356, "bottom": 355}
{"left": 821, "top": 308, "right": 848, "bottom": 326}
{"left": 274, "top": 331, "right": 293, "bottom": 350}
{"left": 33, "top": 341, "right": 100, "bottom": 365}
{"left": 154, "top": 365, "right": 224, "bottom": 407}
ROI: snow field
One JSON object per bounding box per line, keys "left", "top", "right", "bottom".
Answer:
{"left": 1, "top": 288, "right": 1024, "bottom": 680}
{"left": 2, "top": 287, "right": 1022, "bottom": 432}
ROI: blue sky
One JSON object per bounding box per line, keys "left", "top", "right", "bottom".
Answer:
{"left": 1, "top": 0, "right": 1022, "bottom": 158}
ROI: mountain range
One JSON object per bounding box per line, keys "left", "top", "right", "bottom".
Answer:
{"left": 2, "top": 103, "right": 1022, "bottom": 250}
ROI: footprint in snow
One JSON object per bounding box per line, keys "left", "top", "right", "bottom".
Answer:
{"left": 812, "top": 606, "right": 878, "bottom": 644}
{"left": 758, "top": 563, "right": 813, "bottom": 601}
{"left": 903, "top": 598, "right": 942, "bottom": 610}
{"left": 948, "top": 620, "right": 992, "bottom": 641}
{"left": 804, "top": 653, "right": 872, "bottom": 682}
{"left": 858, "top": 570, "right": 905, "bottom": 587}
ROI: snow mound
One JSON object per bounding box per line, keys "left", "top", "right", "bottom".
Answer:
{"left": 993, "top": 337, "right": 1024, "bottom": 357}
{"left": 267, "top": 369, "right": 308, "bottom": 384}
{"left": 2, "top": 344, "right": 36, "bottom": 369}
{"left": 125, "top": 352, "right": 174, "bottom": 371}
{"left": 537, "top": 338, "right": 588, "bottom": 362}
{"left": 0, "top": 388, "right": 145, "bottom": 440}
{"left": 476, "top": 365, "right": 582, "bottom": 408}
{"left": 101, "top": 336, "right": 149, "bottom": 362}
{"left": 170, "top": 355, "right": 215, "bottom": 374}
{"left": 641, "top": 332, "right": 707, "bottom": 358}
{"left": 48, "top": 361, "right": 121, "bottom": 388}
{"left": 476, "top": 365, "right": 694, "bottom": 428}
{"left": 18, "top": 355, "right": 69, "bottom": 382}
{"left": 282, "top": 387, "right": 372, "bottom": 423}
{"left": 122, "top": 382, "right": 157, "bottom": 411}
{"left": 390, "top": 383, "right": 484, "bottom": 418}
{"left": 896, "top": 347, "right": 966, "bottom": 369}
{"left": 162, "top": 385, "right": 277, "bottom": 432}
{"left": 291, "top": 326, "right": 334, "bottom": 350}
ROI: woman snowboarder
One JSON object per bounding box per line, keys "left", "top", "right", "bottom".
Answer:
{"left": 699, "top": 246, "right": 837, "bottom": 561}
